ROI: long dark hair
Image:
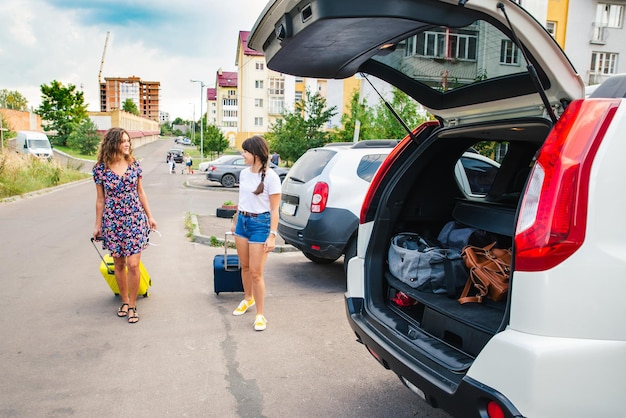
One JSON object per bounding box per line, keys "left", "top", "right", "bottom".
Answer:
{"left": 242, "top": 135, "right": 269, "bottom": 195}
{"left": 95, "top": 127, "right": 134, "bottom": 167}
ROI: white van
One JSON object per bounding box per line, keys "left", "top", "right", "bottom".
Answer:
{"left": 15, "top": 131, "right": 53, "bottom": 160}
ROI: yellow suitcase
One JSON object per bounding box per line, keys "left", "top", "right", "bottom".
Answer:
{"left": 92, "top": 238, "right": 151, "bottom": 297}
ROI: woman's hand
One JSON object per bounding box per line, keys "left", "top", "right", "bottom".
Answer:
{"left": 148, "top": 217, "right": 158, "bottom": 231}
{"left": 264, "top": 234, "right": 276, "bottom": 253}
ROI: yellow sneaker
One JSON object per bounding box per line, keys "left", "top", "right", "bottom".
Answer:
{"left": 254, "top": 314, "right": 267, "bottom": 331}
{"left": 233, "top": 298, "right": 255, "bottom": 316}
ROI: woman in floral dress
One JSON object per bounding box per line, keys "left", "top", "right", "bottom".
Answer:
{"left": 92, "top": 128, "right": 157, "bottom": 323}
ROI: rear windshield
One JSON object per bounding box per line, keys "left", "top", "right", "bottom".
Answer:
{"left": 287, "top": 149, "right": 336, "bottom": 182}
{"left": 372, "top": 20, "right": 527, "bottom": 92}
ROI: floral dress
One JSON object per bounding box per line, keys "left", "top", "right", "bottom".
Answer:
{"left": 93, "top": 161, "right": 149, "bottom": 257}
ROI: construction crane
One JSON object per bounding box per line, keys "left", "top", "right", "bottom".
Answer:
{"left": 98, "top": 31, "right": 110, "bottom": 85}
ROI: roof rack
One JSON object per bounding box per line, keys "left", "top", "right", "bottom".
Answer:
{"left": 351, "top": 139, "right": 399, "bottom": 148}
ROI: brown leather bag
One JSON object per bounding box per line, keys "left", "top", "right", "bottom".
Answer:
{"left": 458, "top": 243, "right": 512, "bottom": 304}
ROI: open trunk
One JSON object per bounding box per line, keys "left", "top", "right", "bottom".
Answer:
{"left": 368, "top": 118, "right": 551, "bottom": 363}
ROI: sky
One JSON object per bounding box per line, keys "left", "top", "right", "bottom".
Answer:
{"left": 0, "top": 0, "right": 268, "bottom": 121}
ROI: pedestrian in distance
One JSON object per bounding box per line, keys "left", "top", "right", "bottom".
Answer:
{"left": 92, "top": 127, "right": 157, "bottom": 324}
{"left": 231, "top": 135, "right": 281, "bottom": 331}
{"left": 184, "top": 154, "right": 193, "bottom": 174}
{"left": 168, "top": 154, "right": 176, "bottom": 174}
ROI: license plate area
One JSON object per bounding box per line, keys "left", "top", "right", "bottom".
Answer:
{"left": 281, "top": 194, "right": 299, "bottom": 216}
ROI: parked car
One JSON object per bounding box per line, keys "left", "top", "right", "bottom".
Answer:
{"left": 278, "top": 140, "right": 397, "bottom": 269}
{"left": 198, "top": 156, "right": 230, "bottom": 173}
{"left": 280, "top": 141, "right": 498, "bottom": 272}
{"left": 205, "top": 155, "right": 288, "bottom": 187}
{"left": 250, "top": 1, "right": 626, "bottom": 417}
{"left": 166, "top": 148, "right": 184, "bottom": 163}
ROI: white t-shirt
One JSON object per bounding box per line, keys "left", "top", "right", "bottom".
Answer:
{"left": 238, "top": 167, "right": 281, "bottom": 214}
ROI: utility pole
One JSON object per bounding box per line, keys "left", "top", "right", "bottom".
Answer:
{"left": 190, "top": 80, "right": 205, "bottom": 161}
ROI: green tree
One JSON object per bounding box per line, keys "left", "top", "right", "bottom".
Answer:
{"left": 267, "top": 89, "right": 337, "bottom": 164}
{"left": 371, "top": 87, "right": 427, "bottom": 140}
{"left": 122, "top": 98, "right": 140, "bottom": 116}
{"left": 66, "top": 118, "right": 101, "bottom": 155}
{"left": 37, "top": 80, "right": 88, "bottom": 147}
{"left": 202, "top": 124, "right": 229, "bottom": 157}
{"left": 333, "top": 89, "right": 375, "bottom": 142}
{"left": 0, "top": 89, "right": 29, "bottom": 111}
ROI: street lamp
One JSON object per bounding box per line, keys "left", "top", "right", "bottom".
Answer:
{"left": 188, "top": 102, "right": 195, "bottom": 141}
{"left": 190, "top": 79, "right": 205, "bottom": 161}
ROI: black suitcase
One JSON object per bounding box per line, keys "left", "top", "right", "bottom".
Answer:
{"left": 213, "top": 232, "right": 244, "bottom": 294}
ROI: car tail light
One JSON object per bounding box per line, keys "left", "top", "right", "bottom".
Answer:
{"left": 209, "top": 166, "right": 216, "bottom": 172}
{"left": 311, "top": 182, "right": 329, "bottom": 213}
{"left": 486, "top": 401, "right": 505, "bottom": 418}
{"left": 360, "top": 121, "right": 440, "bottom": 223}
{"left": 515, "top": 99, "right": 620, "bottom": 271}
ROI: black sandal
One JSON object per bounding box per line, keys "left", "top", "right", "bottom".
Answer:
{"left": 128, "top": 307, "right": 139, "bottom": 324}
{"left": 117, "top": 303, "right": 129, "bottom": 317}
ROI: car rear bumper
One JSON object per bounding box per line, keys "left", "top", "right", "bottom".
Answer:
{"left": 278, "top": 208, "right": 358, "bottom": 260}
{"left": 344, "top": 296, "right": 522, "bottom": 418}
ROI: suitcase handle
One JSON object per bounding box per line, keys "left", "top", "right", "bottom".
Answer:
{"left": 224, "top": 232, "right": 240, "bottom": 270}
{"left": 90, "top": 237, "right": 114, "bottom": 274}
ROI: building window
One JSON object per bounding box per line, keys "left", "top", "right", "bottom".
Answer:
{"left": 256, "top": 62, "right": 264, "bottom": 70}
{"left": 223, "top": 98, "right": 237, "bottom": 106}
{"left": 269, "top": 78, "right": 284, "bottom": 95}
{"left": 596, "top": 3, "right": 624, "bottom": 28}
{"left": 406, "top": 29, "right": 478, "bottom": 61}
{"left": 500, "top": 39, "right": 519, "bottom": 65}
{"left": 254, "top": 98, "right": 264, "bottom": 107}
{"left": 295, "top": 91, "right": 303, "bottom": 102}
{"left": 546, "top": 21, "right": 557, "bottom": 37}
{"left": 223, "top": 110, "right": 238, "bottom": 118}
{"left": 591, "top": 51, "right": 618, "bottom": 75}
{"left": 254, "top": 117, "right": 263, "bottom": 126}
{"left": 255, "top": 80, "right": 264, "bottom": 89}
{"left": 228, "top": 89, "right": 236, "bottom": 96}
{"left": 269, "top": 97, "right": 284, "bottom": 114}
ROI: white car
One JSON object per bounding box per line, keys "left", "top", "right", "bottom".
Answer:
{"left": 251, "top": 1, "right": 626, "bottom": 417}
{"left": 279, "top": 142, "right": 498, "bottom": 273}
{"left": 278, "top": 140, "right": 398, "bottom": 270}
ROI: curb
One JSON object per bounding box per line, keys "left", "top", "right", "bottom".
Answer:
{"left": 189, "top": 214, "right": 298, "bottom": 253}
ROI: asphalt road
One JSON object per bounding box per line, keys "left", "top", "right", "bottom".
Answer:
{"left": 0, "top": 139, "right": 450, "bottom": 418}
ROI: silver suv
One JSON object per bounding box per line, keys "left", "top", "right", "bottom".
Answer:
{"left": 251, "top": 1, "right": 626, "bottom": 417}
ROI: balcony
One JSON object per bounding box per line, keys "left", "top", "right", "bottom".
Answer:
{"left": 591, "top": 23, "right": 607, "bottom": 44}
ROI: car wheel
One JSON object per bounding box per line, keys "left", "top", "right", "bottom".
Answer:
{"left": 343, "top": 237, "right": 357, "bottom": 276}
{"left": 221, "top": 174, "right": 237, "bottom": 188}
{"left": 303, "top": 252, "right": 338, "bottom": 264}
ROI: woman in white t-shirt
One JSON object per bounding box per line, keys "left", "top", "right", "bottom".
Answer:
{"left": 230, "top": 135, "right": 281, "bottom": 331}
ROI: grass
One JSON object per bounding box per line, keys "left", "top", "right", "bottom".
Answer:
{"left": 0, "top": 150, "right": 90, "bottom": 199}
{"left": 54, "top": 145, "right": 96, "bottom": 160}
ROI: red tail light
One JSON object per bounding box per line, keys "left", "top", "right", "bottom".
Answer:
{"left": 311, "top": 182, "right": 329, "bottom": 213}
{"left": 515, "top": 99, "right": 620, "bottom": 271}
{"left": 360, "top": 121, "right": 440, "bottom": 223}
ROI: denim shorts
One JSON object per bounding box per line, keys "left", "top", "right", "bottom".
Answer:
{"left": 234, "top": 212, "right": 271, "bottom": 244}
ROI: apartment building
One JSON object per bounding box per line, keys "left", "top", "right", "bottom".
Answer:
{"left": 235, "top": 31, "right": 378, "bottom": 148}
{"left": 561, "top": 1, "right": 625, "bottom": 87}
{"left": 206, "top": 88, "right": 217, "bottom": 126}
{"left": 214, "top": 69, "right": 239, "bottom": 145}
{"left": 99, "top": 76, "right": 161, "bottom": 122}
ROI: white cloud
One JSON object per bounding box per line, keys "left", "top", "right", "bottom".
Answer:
{"left": 0, "top": 0, "right": 267, "bottom": 119}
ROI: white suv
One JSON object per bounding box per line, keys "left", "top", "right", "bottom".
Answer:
{"left": 251, "top": 1, "right": 626, "bottom": 417}
{"left": 278, "top": 140, "right": 398, "bottom": 271}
